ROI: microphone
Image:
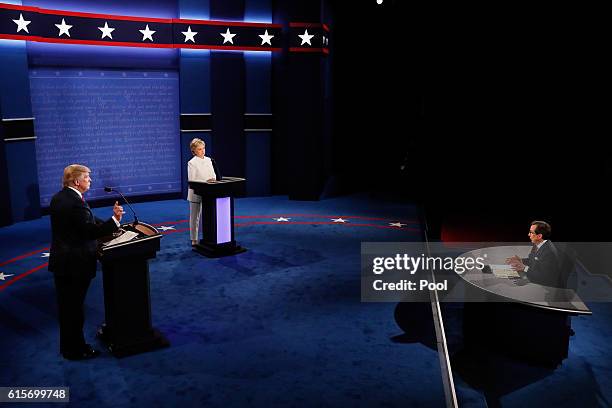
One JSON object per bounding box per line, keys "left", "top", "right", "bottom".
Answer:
{"left": 210, "top": 157, "right": 222, "bottom": 181}
{"left": 104, "top": 186, "right": 139, "bottom": 225}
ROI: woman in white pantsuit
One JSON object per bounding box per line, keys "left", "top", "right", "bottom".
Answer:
{"left": 187, "top": 138, "right": 217, "bottom": 246}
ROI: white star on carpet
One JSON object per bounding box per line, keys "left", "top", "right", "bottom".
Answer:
{"left": 41, "top": 252, "right": 50, "bottom": 258}
{"left": 55, "top": 18, "right": 73, "bottom": 37}
{"left": 220, "top": 28, "right": 236, "bottom": 44}
{"left": 298, "top": 29, "right": 314, "bottom": 46}
{"left": 273, "top": 217, "right": 290, "bottom": 222}
{"left": 259, "top": 30, "right": 274, "bottom": 46}
{"left": 98, "top": 22, "right": 115, "bottom": 40}
{"left": 182, "top": 26, "right": 197, "bottom": 43}
{"left": 139, "top": 24, "right": 156, "bottom": 42}
{"left": 13, "top": 13, "right": 31, "bottom": 33}
{"left": 157, "top": 226, "right": 176, "bottom": 231}
{"left": 0, "top": 272, "right": 15, "bottom": 281}
{"left": 389, "top": 222, "right": 407, "bottom": 227}
{"left": 331, "top": 218, "right": 347, "bottom": 223}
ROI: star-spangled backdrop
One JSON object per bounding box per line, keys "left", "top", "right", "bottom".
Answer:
{"left": 0, "top": 3, "right": 329, "bottom": 53}
{"left": 0, "top": 0, "right": 338, "bottom": 226}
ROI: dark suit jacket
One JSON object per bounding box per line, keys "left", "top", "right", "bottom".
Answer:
{"left": 522, "top": 240, "right": 563, "bottom": 288}
{"left": 48, "top": 187, "right": 118, "bottom": 279}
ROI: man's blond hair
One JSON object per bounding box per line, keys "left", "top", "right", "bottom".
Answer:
{"left": 62, "top": 164, "right": 91, "bottom": 187}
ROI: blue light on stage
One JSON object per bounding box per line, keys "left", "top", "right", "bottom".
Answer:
{"left": 244, "top": 51, "right": 271, "bottom": 58}
{"left": 0, "top": 39, "right": 27, "bottom": 48}
{"left": 180, "top": 49, "right": 211, "bottom": 57}
{"left": 180, "top": 14, "right": 211, "bottom": 21}
{"left": 243, "top": 16, "right": 272, "bottom": 24}
{"left": 210, "top": 49, "right": 247, "bottom": 55}
{"left": 245, "top": 0, "right": 272, "bottom": 23}
{"left": 27, "top": 41, "right": 178, "bottom": 69}
{"left": 22, "top": 0, "right": 177, "bottom": 19}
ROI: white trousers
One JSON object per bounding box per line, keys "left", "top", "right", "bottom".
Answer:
{"left": 189, "top": 201, "right": 202, "bottom": 241}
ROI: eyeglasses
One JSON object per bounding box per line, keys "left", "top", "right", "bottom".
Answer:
{"left": 528, "top": 231, "right": 539, "bottom": 235}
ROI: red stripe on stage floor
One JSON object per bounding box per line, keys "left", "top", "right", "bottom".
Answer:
{"left": 233, "top": 221, "right": 419, "bottom": 231}
{"left": 0, "top": 247, "right": 50, "bottom": 267}
{"left": 233, "top": 214, "right": 418, "bottom": 223}
{"left": 0, "top": 263, "right": 49, "bottom": 291}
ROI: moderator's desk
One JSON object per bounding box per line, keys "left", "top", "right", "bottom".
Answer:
{"left": 459, "top": 245, "right": 591, "bottom": 366}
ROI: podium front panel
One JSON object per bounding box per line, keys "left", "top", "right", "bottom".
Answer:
{"left": 216, "top": 197, "right": 231, "bottom": 244}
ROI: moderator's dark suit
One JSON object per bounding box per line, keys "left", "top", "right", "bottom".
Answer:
{"left": 48, "top": 187, "right": 118, "bottom": 354}
{"left": 522, "top": 240, "right": 564, "bottom": 288}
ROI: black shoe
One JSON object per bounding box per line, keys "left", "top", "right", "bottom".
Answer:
{"left": 62, "top": 345, "right": 100, "bottom": 361}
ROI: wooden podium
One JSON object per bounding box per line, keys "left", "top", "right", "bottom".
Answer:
{"left": 189, "top": 177, "right": 246, "bottom": 258}
{"left": 97, "top": 222, "right": 169, "bottom": 357}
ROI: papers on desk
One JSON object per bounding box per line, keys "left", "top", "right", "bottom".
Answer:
{"left": 488, "top": 264, "right": 520, "bottom": 279}
{"left": 103, "top": 230, "right": 139, "bottom": 247}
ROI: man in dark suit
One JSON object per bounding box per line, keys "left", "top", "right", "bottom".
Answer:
{"left": 506, "top": 220, "right": 565, "bottom": 288}
{"left": 48, "top": 164, "right": 123, "bottom": 360}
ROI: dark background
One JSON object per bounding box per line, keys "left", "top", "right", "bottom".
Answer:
{"left": 1, "top": 0, "right": 608, "bottom": 241}
{"left": 329, "top": 1, "right": 608, "bottom": 241}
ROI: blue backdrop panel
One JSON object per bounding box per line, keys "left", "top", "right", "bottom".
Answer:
{"left": 29, "top": 68, "right": 181, "bottom": 205}
{"left": 0, "top": 41, "right": 32, "bottom": 119}
{"left": 245, "top": 131, "right": 270, "bottom": 196}
{"left": 4, "top": 140, "right": 40, "bottom": 221}
{"left": 179, "top": 50, "right": 211, "bottom": 114}
{"left": 0, "top": 40, "right": 40, "bottom": 223}
{"left": 210, "top": 52, "right": 245, "bottom": 178}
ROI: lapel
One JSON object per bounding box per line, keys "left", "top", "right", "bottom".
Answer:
{"left": 65, "top": 187, "right": 94, "bottom": 220}
{"left": 533, "top": 241, "right": 549, "bottom": 262}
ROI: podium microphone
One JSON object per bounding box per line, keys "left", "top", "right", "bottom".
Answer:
{"left": 210, "top": 157, "right": 222, "bottom": 181}
{"left": 104, "top": 186, "right": 139, "bottom": 225}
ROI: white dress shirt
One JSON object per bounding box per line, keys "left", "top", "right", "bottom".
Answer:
{"left": 525, "top": 240, "right": 548, "bottom": 273}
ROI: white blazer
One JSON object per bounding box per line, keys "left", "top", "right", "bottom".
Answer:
{"left": 187, "top": 155, "right": 217, "bottom": 203}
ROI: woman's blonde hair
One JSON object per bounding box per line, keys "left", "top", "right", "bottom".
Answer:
{"left": 62, "top": 164, "right": 91, "bottom": 187}
{"left": 190, "top": 138, "right": 205, "bottom": 155}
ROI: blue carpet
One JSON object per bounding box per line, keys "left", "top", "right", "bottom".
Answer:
{"left": 443, "top": 301, "right": 612, "bottom": 408}
{"left": 3, "top": 194, "right": 610, "bottom": 407}
{"left": 0, "top": 194, "right": 449, "bottom": 407}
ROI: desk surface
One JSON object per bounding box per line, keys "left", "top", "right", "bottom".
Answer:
{"left": 459, "top": 245, "right": 591, "bottom": 315}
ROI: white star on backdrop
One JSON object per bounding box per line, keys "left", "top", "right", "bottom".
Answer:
{"left": 41, "top": 252, "right": 50, "bottom": 258}
{"left": 13, "top": 13, "right": 31, "bottom": 33}
{"left": 182, "top": 26, "right": 197, "bottom": 43}
{"left": 389, "top": 222, "right": 407, "bottom": 228}
{"left": 298, "top": 29, "right": 314, "bottom": 46}
{"left": 55, "top": 18, "right": 73, "bottom": 37}
{"left": 220, "top": 28, "right": 236, "bottom": 44}
{"left": 0, "top": 272, "right": 15, "bottom": 281}
{"left": 157, "top": 226, "right": 176, "bottom": 231}
{"left": 259, "top": 30, "right": 274, "bottom": 46}
{"left": 139, "top": 24, "right": 156, "bottom": 41}
{"left": 274, "top": 217, "right": 290, "bottom": 222}
{"left": 98, "top": 21, "right": 115, "bottom": 40}
{"left": 331, "top": 218, "right": 347, "bottom": 223}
